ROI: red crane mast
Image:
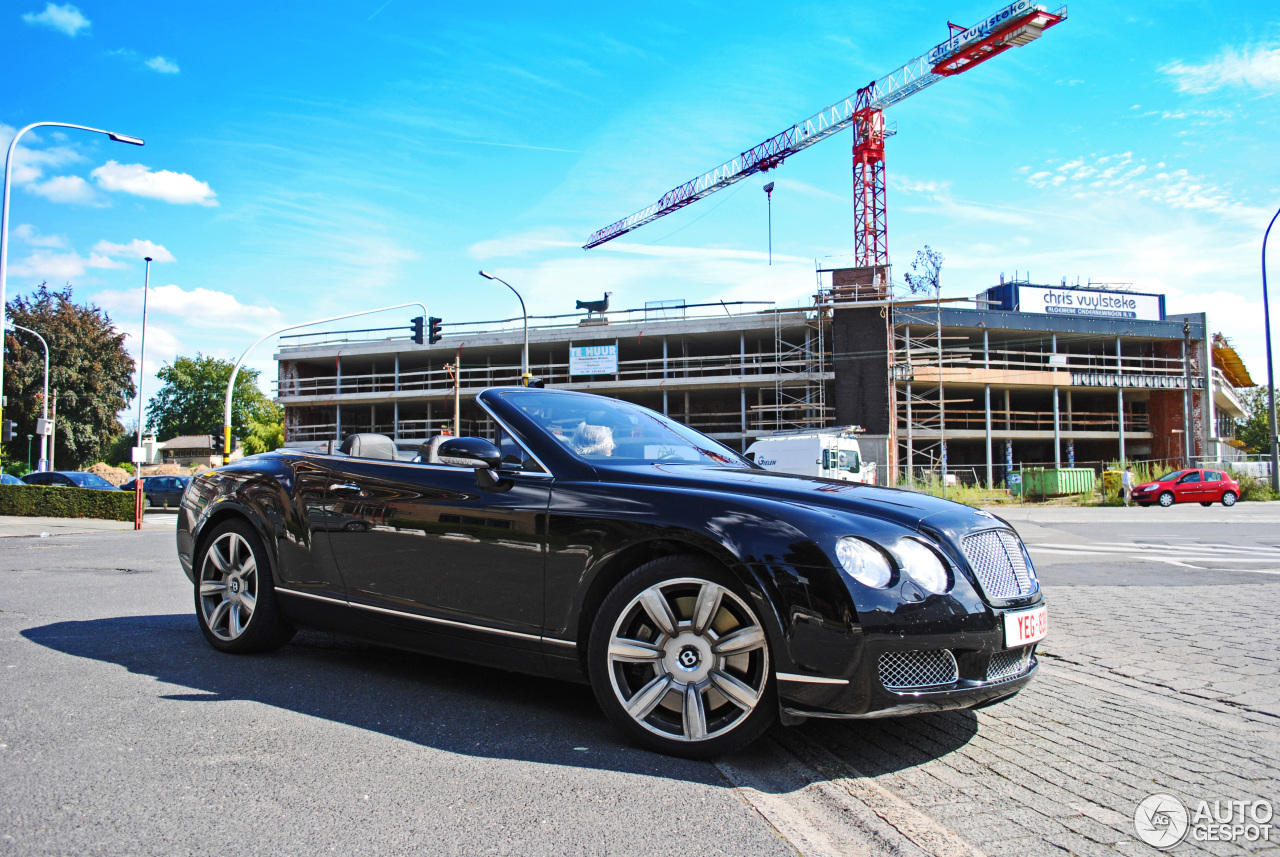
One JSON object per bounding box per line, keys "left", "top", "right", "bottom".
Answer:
{"left": 584, "top": 2, "right": 1067, "bottom": 271}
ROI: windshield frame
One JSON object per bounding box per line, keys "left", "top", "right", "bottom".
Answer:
{"left": 495, "top": 389, "right": 758, "bottom": 471}
{"left": 1153, "top": 470, "right": 1188, "bottom": 483}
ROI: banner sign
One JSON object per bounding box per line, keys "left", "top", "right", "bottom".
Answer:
{"left": 927, "top": 1, "right": 1037, "bottom": 64}
{"left": 1071, "top": 373, "right": 1204, "bottom": 390}
{"left": 570, "top": 344, "right": 618, "bottom": 376}
{"left": 1017, "top": 285, "right": 1164, "bottom": 320}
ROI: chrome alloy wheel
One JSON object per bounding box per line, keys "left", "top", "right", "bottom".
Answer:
{"left": 198, "top": 532, "right": 258, "bottom": 641}
{"left": 606, "top": 577, "right": 769, "bottom": 743}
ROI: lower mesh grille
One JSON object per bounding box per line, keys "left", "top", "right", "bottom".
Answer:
{"left": 878, "top": 649, "right": 958, "bottom": 690}
{"left": 987, "top": 647, "right": 1033, "bottom": 683}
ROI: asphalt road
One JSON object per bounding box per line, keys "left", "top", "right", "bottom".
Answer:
{"left": 1, "top": 505, "right": 1277, "bottom": 856}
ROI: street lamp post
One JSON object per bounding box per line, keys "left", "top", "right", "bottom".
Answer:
{"left": 221, "top": 302, "right": 427, "bottom": 464}
{"left": 10, "top": 324, "right": 49, "bottom": 471}
{"left": 477, "top": 271, "right": 529, "bottom": 385}
{"left": 1, "top": 122, "right": 144, "bottom": 434}
{"left": 26, "top": 434, "right": 33, "bottom": 473}
{"left": 1263, "top": 206, "right": 1280, "bottom": 494}
{"left": 133, "top": 256, "right": 152, "bottom": 531}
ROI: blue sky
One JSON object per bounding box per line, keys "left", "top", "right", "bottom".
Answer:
{"left": 4, "top": 0, "right": 1279, "bottom": 411}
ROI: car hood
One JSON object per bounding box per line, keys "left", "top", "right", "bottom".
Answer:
{"left": 600, "top": 464, "right": 1005, "bottom": 542}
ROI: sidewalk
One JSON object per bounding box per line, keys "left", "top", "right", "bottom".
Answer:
{"left": 0, "top": 512, "right": 176, "bottom": 538}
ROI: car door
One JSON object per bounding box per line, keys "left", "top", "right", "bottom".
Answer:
{"left": 325, "top": 430, "right": 551, "bottom": 643}
{"left": 1202, "top": 471, "right": 1224, "bottom": 501}
{"left": 1173, "top": 470, "right": 1203, "bottom": 503}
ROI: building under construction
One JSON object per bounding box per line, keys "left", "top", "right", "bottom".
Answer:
{"left": 275, "top": 271, "right": 1255, "bottom": 485}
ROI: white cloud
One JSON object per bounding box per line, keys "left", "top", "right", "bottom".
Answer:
{"left": 145, "top": 56, "right": 179, "bottom": 74}
{"left": 10, "top": 250, "right": 125, "bottom": 281}
{"left": 1162, "top": 44, "right": 1280, "bottom": 93}
{"left": 891, "top": 173, "right": 1032, "bottom": 226}
{"left": 91, "top": 160, "right": 218, "bottom": 206}
{"left": 21, "top": 3, "right": 89, "bottom": 36}
{"left": 12, "top": 224, "right": 68, "bottom": 248}
{"left": 92, "top": 239, "right": 176, "bottom": 263}
{"left": 468, "top": 229, "right": 578, "bottom": 259}
{"left": 96, "top": 283, "right": 283, "bottom": 329}
{"left": 27, "top": 174, "right": 100, "bottom": 205}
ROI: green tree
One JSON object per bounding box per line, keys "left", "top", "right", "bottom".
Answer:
{"left": 1236, "top": 387, "right": 1276, "bottom": 455}
{"left": 3, "top": 284, "right": 136, "bottom": 469}
{"left": 242, "top": 401, "right": 285, "bottom": 455}
{"left": 146, "top": 354, "right": 278, "bottom": 448}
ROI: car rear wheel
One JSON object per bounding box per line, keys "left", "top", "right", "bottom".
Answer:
{"left": 194, "top": 519, "right": 295, "bottom": 654}
{"left": 1222, "top": 491, "right": 1237, "bottom": 507}
{"left": 588, "top": 556, "right": 776, "bottom": 758}
{"left": 1158, "top": 491, "right": 1175, "bottom": 508}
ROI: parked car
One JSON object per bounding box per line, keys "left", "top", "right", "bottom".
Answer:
{"left": 177, "top": 388, "right": 1046, "bottom": 758}
{"left": 22, "top": 471, "right": 121, "bottom": 490}
{"left": 1130, "top": 468, "right": 1239, "bottom": 508}
{"left": 122, "top": 475, "right": 191, "bottom": 508}
{"left": 1, "top": 473, "right": 25, "bottom": 486}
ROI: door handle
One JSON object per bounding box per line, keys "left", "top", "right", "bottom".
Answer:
{"left": 329, "top": 483, "right": 363, "bottom": 494}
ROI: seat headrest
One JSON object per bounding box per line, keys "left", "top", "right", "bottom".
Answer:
{"left": 416, "top": 435, "right": 449, "bottom": 464}
{"left": 339, "top": 433, "right": 399, "bottom": 460}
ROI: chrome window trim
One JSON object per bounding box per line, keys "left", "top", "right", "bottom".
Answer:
{"left": 275, "top": 587, "right": 576, "bottom": 649}
{"left": 476, "top": 396, "right": 557, "bottom": 478}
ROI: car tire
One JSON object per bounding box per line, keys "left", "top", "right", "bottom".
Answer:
{"left": 1200, "top": 502, "right": 1213, "bottom": 507}
{"left": 1158, "top": 491, "right": 1175, "bottom": 508}
{"left": 587, "top": 555, "right": 776, "bottom": 759}
{"left": 1222, "top": 491, "right": 1237, "bottom": 507}
{"left": 144, "top": 494, "right": 153, "bottom": 508}
{"left": 194, "top": 518, "right": 295, "bottom": 654}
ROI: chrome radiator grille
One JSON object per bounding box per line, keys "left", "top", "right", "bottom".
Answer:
{"left": 961, "top": 530, "right": 1037, "bottom": 600}
{"left": 986, "top": 647, "right": 1033, "bottom": 683}
{"left": 878, "top": 649, "right": 958, "bottom": 690}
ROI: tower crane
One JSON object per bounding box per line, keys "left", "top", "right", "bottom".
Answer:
{"left": 583, "top": 1, "right": 1067, "bottom": 273}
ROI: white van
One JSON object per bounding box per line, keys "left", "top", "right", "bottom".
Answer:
{"left": 744, "top": 428, "right": 876, "bottom": 484}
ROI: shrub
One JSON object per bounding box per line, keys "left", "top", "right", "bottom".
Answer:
{"left": 1232, "top": 473, "right": 1277, "bottom": 503}
{"left": 0, "top": 484, "right": 134, "bottom": 521}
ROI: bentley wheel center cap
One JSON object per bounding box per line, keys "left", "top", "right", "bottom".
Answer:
{"left": 230, "top": 578, "right": 240, "bottom": 594}
{"left": 678, "top": 646, "right": 700, "bottom": 670}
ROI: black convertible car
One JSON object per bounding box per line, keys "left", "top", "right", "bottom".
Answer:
{"left": 177, "top": 387, "right": 1046, "bottom": 757}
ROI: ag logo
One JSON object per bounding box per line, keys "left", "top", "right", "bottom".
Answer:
{"left": 1134, "top": 793, "right": 1188, "bottom": 849}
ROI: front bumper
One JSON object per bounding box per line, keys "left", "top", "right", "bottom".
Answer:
{"left": 776, "top": 600, "right": 1043, "bottom": 719}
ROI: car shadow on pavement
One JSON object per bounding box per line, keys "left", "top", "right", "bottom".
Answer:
{"left": 22, "top": 612, "right": 977, "bottom": 788}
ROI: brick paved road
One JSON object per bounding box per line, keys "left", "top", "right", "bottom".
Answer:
{"left": 757, "top": 581, "right": 1280, "bottom": 857}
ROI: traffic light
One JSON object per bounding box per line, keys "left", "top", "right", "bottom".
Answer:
{"left": 410, "top": 316, "right": 424, "bottom": 345}
{"left": 1, "top": 420, "right": 15, "bottom": 443}
{"left": 428, "top": 316, "right": 443, "bottom": 345}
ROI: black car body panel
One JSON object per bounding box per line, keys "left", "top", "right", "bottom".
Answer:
{"left": 178, "top": 387, "right": 1043, "bottom": 720}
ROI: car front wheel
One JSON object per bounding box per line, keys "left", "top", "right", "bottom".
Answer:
{"left": 1222, "top": 491, "right": 1237, "bottom": 507}
{"left": 194, "top": 519, "right": 295, "bottom": 654}
{"left": 588, "top": 556, "right": 776, "bottom": 758}
{"left": 1158, "top": 491, "right": 1175, "bottom": 508}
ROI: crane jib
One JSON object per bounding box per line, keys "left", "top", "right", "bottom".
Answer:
{"left": 583, "top": 2, "right": 1067, "bottom": 250}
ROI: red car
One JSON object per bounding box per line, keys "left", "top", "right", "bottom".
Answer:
{"left": 1130, "top": 468, "right": 1239, "bottom": 508}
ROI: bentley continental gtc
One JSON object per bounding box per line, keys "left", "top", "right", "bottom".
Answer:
{"left": 177, "top": 387, "right": 1046, "bottom": 757}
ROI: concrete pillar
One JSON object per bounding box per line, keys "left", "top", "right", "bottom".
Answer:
{"left": 1200, "top": 313, "right": 1215, "bottom": 463}
{"left": 904, "top": 326, "right": 912, "bottom": 480}
{"left": 394, "top": 355, "right": 400, "bottom": 392}
{"left": 394, "top": 401, "right": 399, "bottom": 441}
{"left": 662, "top": 336, "right": 669, "bottom": 416}
{"left": 1004, "top": 388, "right": 1011, "bottom": 430}
{"left": 740, "top": 332, "right": 747, "bottom": 441}
{"left": 1066, "top": 389, "right": 1073, "bottom": 430}
{"left": 1051, "top": 334, "right": 1060, "bottom": 468}
{"left": 1117, "top": 337, "right": 1125, "bottom": 464}
{"left": 335, "top": 355, "right": 342, "bottom": 441}
{"left": 985, "top": 384, "right": 993, "bottom": 488}
{"left": 984, "top": 329, "right": 992, "bottom": 487}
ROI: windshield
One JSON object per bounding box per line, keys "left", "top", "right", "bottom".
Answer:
{"left": 503, "top": 391, "right": 751, "bottom": 468}
{"left": 1153, "top": 470, "right": 1187, "bottom": 483}
{"left": 65, "top": 472, "right": 116, "bottom": 489}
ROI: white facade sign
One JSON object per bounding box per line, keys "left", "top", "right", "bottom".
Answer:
{"left": 1019, "top": 286, "right": 1164, "bottom": 321}
{"left": 570, "top": 344, "right": 618, "bottom": 376}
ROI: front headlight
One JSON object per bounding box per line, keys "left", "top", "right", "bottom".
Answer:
{"left": 892, "top": 538, "right": 951, "bottom": 595}
{"left": 835, "top": 536, "right": 893, "bottom": 588}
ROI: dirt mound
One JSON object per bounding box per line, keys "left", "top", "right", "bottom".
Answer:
{"left": 145, "top": 463, "right": 193, "bottom": 477}
{"left": 86, "top": 462, "right": 132, "bottom": 486}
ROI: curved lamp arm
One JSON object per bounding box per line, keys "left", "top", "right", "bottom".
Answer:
{"left": 221, "top": 301, "right": 428, "bottom": 463}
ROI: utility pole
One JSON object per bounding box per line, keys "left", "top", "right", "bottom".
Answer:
{"left": 135, "top": 256, "right": 152, "bottom": 531}
{"left": 48, "top": 391, "right": 56, "bottom": 471}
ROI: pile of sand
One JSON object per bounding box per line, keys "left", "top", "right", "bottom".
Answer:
{"left": 86, "top": 462, "right": 132, "bottom": 486}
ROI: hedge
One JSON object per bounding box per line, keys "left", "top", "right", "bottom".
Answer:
{"left": 0, "top": 484, "right": 135, "bottom": 521}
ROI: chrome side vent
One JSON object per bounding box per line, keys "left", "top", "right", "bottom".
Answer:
{"left": 878, "top": 649, "right": 958, "bottom": 690}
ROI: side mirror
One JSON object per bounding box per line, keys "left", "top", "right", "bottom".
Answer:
{"left": 437, "top": 437, "right": 502, "bottom": 469}
{"left": 436, "top": 437, "right": 510, "bottom": 492}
